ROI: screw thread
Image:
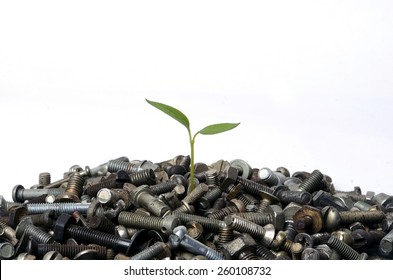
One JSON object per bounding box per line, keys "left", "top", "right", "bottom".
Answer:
{"left": 207, "top": 206, "right": 238, "bottom": 220}
{"left": 327, "top": 236, "right": 360, "bottom": 260}
{"left": 107, "top": 160, "right": 135, "bottom": 173}
{"left": 129, "top": 169, "right": 156, "bottom": 186}
{"left": 118, "top": 212, "right": 163, "bottom": 231}
{"left": 277, "top": 191, "right": 312, "bottom": 205}
{"left": 238, "top": 193, "right": 259, "bottom": 206}
{"left": 130, "top": 242, "right": 167, "bottom": 260}
{"left": 172, "top": 213, "right": 224, "bottom": 232}
{"left": 298, "top": 170, "right": 323, "bottom": 193}
{"left": 205, "top": 170, "right": 219, "bottom": 187}
{"left": 26, "top": 203, "right": 90, "bottom": 215}
{"left": 226, "top": 216, "right": 266, "bottom": 240}
{"left": 36, "top": 244, "right": 107, "bottom": 259}
{"left": 172, "top": 204, "right": 193, "bottom": 214}
{"left": 217, "top": 225, "right": 234, "bottom": 248}
{"left": 255, "top": 244, "right": 276, "bottom": 260}
{"left": 238, "top": 250, "right": 260, "bottom": 260}
{"left": 231, "top": 212, "right": 274, "bottom": 226}
{"left": 88, "top": 215, "right": 116, "bottom": 234}
{"left": 25, "top": 224, "right": 54, "bottom": 244}
{"left": 203, "top": 247, "right": 225, "bottom": 260}
{"left": 339, "top": 210, "right": 385, "bottom": 225}
{"left": 284, "top": 221, "right": 297, "bottom": 241}
{"left": 256, "top": 199, "right": 271, "bottom": 213}
{"left": 258, "top": 168, "right": 280, "bottom": 186}
{"left": 66, "top": 224, "right": 130, "bottom": 253}
{"left": 64, "top": 173, "right": 85, "bottom": 197}
{"left": 39, "top": 172, "right": 51, "bottom": 186}
{"left": 182, "top": 184, "right": 209, "bottom": 204}
{"left": 85, "top": 178, "right": 117, "bottom": 197}
{"left": 237, "top": 177, "right": 274, "bottom": 196}
{"left": 200, "top": 187, "right": 222, "bottom": 205}
{"left": 149, "top": 181, "right": 177, "bottom": 195}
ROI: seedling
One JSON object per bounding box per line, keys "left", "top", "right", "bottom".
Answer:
{"left": 146, "top": 99, "right": 240, "bottom": 192}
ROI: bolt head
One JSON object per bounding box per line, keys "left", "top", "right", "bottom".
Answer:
{"left": 220, "top": 233, "right": 256, "bottom": 259}
{"left": 169, "top": 226, "right": 187, "bottom": 248}
{"left": 268, "top": 205, "right": 285, "bottom": 230}
{"left": 229, "top": 159, "right": 252, "bottom": 179}
{"left": 262, "top": 224, "right": 275, "bottom": 247}
{"left": 321, "top": 206, "right": 341, "bottom": 232}
{"left": 53, "top": 213, "right": 73, "bottom": 242}
{"left": 12, "top": 184, "right": 25, "bottom": 203}
{"left": 15, "top": 216, "right": 33, "bottom": 239}
{"left": 161, "top": 216, "right": 180, "bottom": 235}
{"left": 293, "top": 205, "right": 323, "bottom": 234}
{"left": 220, "top": 166, "right": 238, "bottom": 190}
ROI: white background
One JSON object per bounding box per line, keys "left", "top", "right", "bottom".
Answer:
{"left": 1, "top": 1, "right": 393, "bottom": 201}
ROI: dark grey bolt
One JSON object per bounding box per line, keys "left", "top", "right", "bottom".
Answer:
{"left": 85, "top": 171, "right": 129, "bottom": 197}
{"left": 204, "top": 197, "right": 226, "bottom": 216}
{"left": 297, "top": 169, "right": 324, "bottom": 193}
{"left": 237, "top": 193, "right": 259, "bottom": 206}
{"left": 169, "top": 226, "right": 225, "bottom": 260}
{"left": 182, "top": 183, "right": 209, "bottom": 205}
{"left": 220, "top": 234, "right": 259, "bottom": 260}
{"left": 28, "top": 210, "right": 56, "bottom": 229}
{"left": 229, "top": 159, "right": 252, "bottom": 179}
{"left": 217, "top": 224, "right": 234, "bottom": 248}
{"left": 256, "top": 191, "right": 279, "bottom": 213}
{"left": 107, "top": 159, "right": 137, "bottom": 173}
{"left": 312, "top": 190, "right": 348, "bottom": 211}
{"left": 197, "top": 186, "right": 222, "bottom": 210}
{"left": 205, "top": 169, "right": 220, "bottom": 187}
{"left": 148, "top": 175, "right": 186, "bottom": 195}
{"left": 273, "top": 185, "right": 312, "bottom": 205}
{"left": 379, "top": 228, "right": 393, "bottom": 256}
{"left": 301, "top": 247, "right": 320, "bottom": 260}
{"left": 31, "top": 241, "right": 107, "bottom": 259}
{"left": 0, "top": 195, "right": 22, "bottom": 211}
{"left": 129, "top": 169, "right": 156, "bottom": 186}
{"left": 207, "top": 199, "right": 245, "bottom": 220}
{"left": 16, "top": 217, "right": 54, "bottom": 244}
{"left": 255, "top": 244, "right": 276, "bottom": 260}
{"left": 118, "top": 211, "right": 179, "bottom": 235}
{"left": 0, "top": 239, "right": 15, "bottom": 259}
{"left": 258, "top": 167, "right": 286, "bottom": 187}
{"left": 88, "top": 215, "right": 116, "bottom": 235}
{"left": 26, "top": 203, "right": 90, "bottom": 215}
{"left": 56, "top": 173, "right": 85, "bottom": 202}
{"left": 373, "top": 193, "right": 393, "bottom": 208}
{"left": 12, "top": 185, "right": 65, "bottom": 203}
{"left": 224, "top": 215, "right": 275, "bottom": 247}
{"left": 130, "top": 241, "right": 171, "bottom": 260}
{"left": 327, "top": 236, "right": 368, "bottom": 260}
{"left": 130, "top": 185, "right": 171, "bottom": 217}
{"left": 232, "top": 205, "right": 284, "bottom": 230}
{"left": 54, "top": 213, "right": 134, "bottom": 255}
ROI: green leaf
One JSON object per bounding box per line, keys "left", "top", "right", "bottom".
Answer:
{"left": 146, "top": 99, "right": 190, "bottom": 129}
{"left": 197, "top": 122, "right": 240, "bottom": 135}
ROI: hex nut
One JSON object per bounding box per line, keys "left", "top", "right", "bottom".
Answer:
{"left": 220, "top": 166, "right": 238, "bottom": 190}
{"left": 220, "top": 233, "right": 257, "bottom": 259}
{"left": 53, "top": 213, "right": 74, "bottom": 242}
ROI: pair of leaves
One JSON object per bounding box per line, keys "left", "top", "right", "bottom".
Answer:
{"left": 146, "top": 99, "right": 240, "bottom": 136}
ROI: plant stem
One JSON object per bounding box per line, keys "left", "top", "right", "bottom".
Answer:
{"left": 188, "top": 130, "right": 195, "bottom": 192}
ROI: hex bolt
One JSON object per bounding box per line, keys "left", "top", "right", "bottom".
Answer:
{"left": 224, "top": 215, "right": 275, "bottom": 247}
{"left": 129, "top": 169, "right": 156, "bottom": 186}
{"left": 171, "top": 213, "right": 225, "bottom": 233}
{"left": 207, "top": 199, "right": 246, "bottom": 220}
{"left": 323, "top": 206, "right": 386, "bottom": 232}
{"left": 107, "top": 159, "right": 137, "bottom": 173}
{"left": 257, "top": 167, "right": 286, "bottom": 186}
{"left": 256, "top": 191, "right": 279, "bottom": 213}
{"left": 297, "top": 169, "right": 324, "bottom": 193}
{"left": 379, "top": 228, "right": 393, "bottom": 256}
{"left": 327, "top": 236, "right": 368, "bottom": 260}
{"left": 169, "top": 226, "right": 225, "bottom": 260}
{"left": 56, "top": 173, "right": 85, "bottom": 202}
{"left": 72, "top": 211, "right": 89, "bottom": 228}
{"left": 273, "top": 185, "right": 312, "bottom": 206}
{"left": 12, "top": 185, "right": 65, "bottom": 203}
{"left": 26, "top": 203, "right": 90, "bottom": 215}
{"left": 16, "top": 217, "right": 54, "bottom": 244}
{"left": 130, "top": 185, "right": 171, "bottom": 217}
{"left": 0, "top": 220, "right": 18, "bottom": 246}
{"left": 232, "top": 205, "right": 285, "bottom": 230}
{"left": 54, "top": 213, "right": 133, "bottom": 255}
{"left": 130, "top": 241, "right": 171, "bottom": 260}
{"left": 118, "top": 211, "right": 179, "bottom": 235}
{"left": 88, "top": 215, "right": 116, "bottom": 234}
{"left": 293, "top": 205, "right": 323, "bottom": 234}
{"left": 220, "top": 233, "right": 259, "bottom": 260}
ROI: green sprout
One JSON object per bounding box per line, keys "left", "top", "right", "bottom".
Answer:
{"left": 146, "top": 99, "right": 240, "bottom": 192}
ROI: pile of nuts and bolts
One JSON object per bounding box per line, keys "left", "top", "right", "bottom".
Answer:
{"left": 1, "top": 155, "right": 393, "bottom": 260}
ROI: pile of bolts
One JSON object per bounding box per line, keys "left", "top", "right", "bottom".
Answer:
{"left": 1, "top": 155, "right": 393, "bottom": 260}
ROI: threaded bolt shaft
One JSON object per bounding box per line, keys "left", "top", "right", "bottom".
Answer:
{"left": 230, "top": 212, "right": 275, "bottom": 226}
{"left": 107, "top": 160, "right": 135, "bottom": 173}
{"left": 207, "top": 205, "right": 239, "bottom": 220}
{"left": 298, "top": 169, "right": 323, "bottom": 193}
{"left": 130, "top": 242, "right": 170, "bottom": 260}
{"left": 26, "top": 203, "right": 90, "bottom": 215}
{"left": 35, "top": 243, "right": 107, "bottom": 259}
{"left": 39, "top": 172, "right": 51, "bottom": 187}
{"left": 327, "top": 236, "right": 368, "bottom": 260}
{"left": 255, "top": 244, "right": 276, "bottom": 260}
{"left": 19, "top": 223, "right": 54, "bottom": 244}
{"left": 12, "top": 185, "right": 65, "bottom": 203}
{"left": 118, "top": 212, "right": 179, "bottom": 235}
{"left": 339, "top": 210, "right": 385, "bottom": 225}
{"left": 65, "top": 224, "right": 132, "bottom": 253}
{"left": 129, "top": 169, "right": 156, "bottom": 186}
{"left": 237, "top": 177, "right": 274, "bottom": 195}
{"left": 224, "top": 215, "right": 267, "bottom": 241}
{"left": 0, "top": 220, "right": 18, "bottom": 245}
{"left": 84, "top": 176, "right": 118, "bottom": 197}
{"left": 149, "top": 181, "right": 177, "bottom": 195}
{"left": 182, "top": 183, "right": 209, "bottom": 204}
{"left": 171, "top": 213, "right": 225, "bottom": 233}
{"left": 217, "top": 225, "right": 234, "bottom": 248}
